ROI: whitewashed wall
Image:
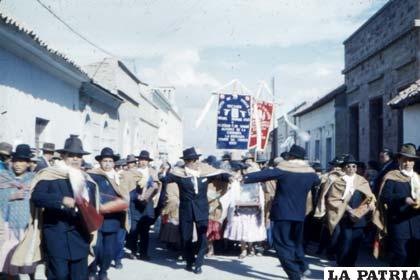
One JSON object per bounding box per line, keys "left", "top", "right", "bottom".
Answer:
{"left": 0, "top": 48, "right": 81, "bottom": 149}
{"left": 295, "top": 100, "right": 335, "bottom": 168}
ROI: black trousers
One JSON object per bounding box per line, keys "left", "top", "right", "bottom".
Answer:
{"left": 47, "top": 257, "right": 87, "bottom": 280}
{"left": 180, "top": 219, "right": 208, "bottom": 268}
{"left": 89, "top": 231, "right": 117, "bottom": 278}
{"left": 389, "top": 238, "right": 420, "bottom": 266}
{"left": 272, "top": 221, "right": 307, "bottom": 280}
{"left": 127, "top": 216, "right": 154, "bottom": 256}
{"left": 336, "top": 225, "right": 364, "bottom": 267}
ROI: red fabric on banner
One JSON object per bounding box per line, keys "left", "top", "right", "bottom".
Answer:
{"left": 248, "top": 101, "right": 274, "bottom": 150}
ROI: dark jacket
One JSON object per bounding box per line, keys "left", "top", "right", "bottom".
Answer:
{"left": 165, "top": 173, "right": 230, "bottom": 222}
{"left": 341, "top": 190, "right": 369, "bottom": 228}
{"left": 373, "top": 161, "right": 398, "bottom": 195}
{"left": 31, "top": 179, "right": 96, "bottom": 260}
{"left": 380, "top": 179, "right": 420, "bottom": 239}
{"left": 244, "top": 168, "right": 320, "bottom": 222}
{"left": 90, "top": 173, "right": 123, "bottom": 233}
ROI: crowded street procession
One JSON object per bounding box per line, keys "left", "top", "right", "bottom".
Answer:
{"left": 1, "top": 0, "right": 420, "bottom": 280}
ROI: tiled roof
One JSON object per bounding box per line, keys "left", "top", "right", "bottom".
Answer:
{"left": 388, "top": 79, "right": 420, "bottom": 109}
{"left": 0, "top": 13, "right": 88, "bottom": 78}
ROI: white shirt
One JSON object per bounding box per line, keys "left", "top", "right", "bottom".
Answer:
{"left": 341, "top": 174, "right": 356, "bottom": 200}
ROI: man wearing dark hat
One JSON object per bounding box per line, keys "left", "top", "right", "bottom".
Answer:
{"left": 373, "top": 148, "right": 398, "bottom": 196}
{"left": 88, "top": 147, "right": 128, "bottom": 280}
{"left": 125, "top": 155, "right": 137, "bottom": 169}
{"left": 124, "top": 150, "right": 160, "bottom": 260}
{"left": 326, "top": 154, "right": 375, "bottom": 266}
{"left": 314, "top": 155, "right": 345, "bottom": 258}
{"left": 219, "top": 151, "right": 232, "bottom": 171}
{"left": 374, "top": 143, "right": 420, "bottom": 266}
{"left": 0, "top": 142, "right": 13, "bottom": 171}
{"left": 33, "top": 142, "right": 55, "bottom": 172}
{"left": 30, "top": 135, "right": 97, "bottom": 280}
{"left": 164, "top": 147, "right": 232, "bottom": 274}
{"left": 243, "top": 145, "right": 320, "bottom": 280}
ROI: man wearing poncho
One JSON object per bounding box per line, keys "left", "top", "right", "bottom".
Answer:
{"left": 10, "top": 135, "right": 99, "bottom": 280}
{"left": 373, "top": 143, "right": 420, "bottom": 266}
{"left": 88, "top": 147, "right": 128, "bottom": 280}
{"left": 325, "top": 154, "right": 376, "bottom": 266}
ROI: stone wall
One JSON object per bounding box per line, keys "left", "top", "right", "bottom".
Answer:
{"left": 343, "top": 0, "right": 420, "bottom": 162}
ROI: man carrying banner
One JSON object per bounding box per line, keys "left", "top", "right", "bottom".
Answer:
{"left": 164, "top": 147, "right": 232, "bottom": 274}
{"left": 243, "top": 145, "right": 320, "bottom": 280}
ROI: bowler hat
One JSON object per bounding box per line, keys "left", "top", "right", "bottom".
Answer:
{"left": 341, "top": 154, "right": 359, "bottom": 166}
{"left": 180, "top": 147, "right": 201, "bottom": 160}
{"left": 126, "top": 154, "right": 137, "bottom": 163}
{"left": 311, "top": 161, "right": 323, "bottom": 172}
{"left": 95, "top": 147, "right": 120, "bottom": 162}
{"left": 288, "top": 145, "right": 306, "bottom": 160}
{"left": 221, "top": 152, "right": 231, "bottom": 161}
{"left": 328, "top": 155, "right": 345, "bottom": 167}
{"left": 42, "top": 142, "right": 55, "bottom": 152}
{"left": 12, "top": 144, "right": 33, "bottom": 161}
{"left": 230, "top": 160, "right": 250, "bottom": 171}
{"left": 397, "top": 143, "right": 419, "bottom": 159}
{"left": 56, "top": 135, "right": 90, "bottom": 155}
{"left": 0, "top": 142, "right": 13, "bottom": 156}
{"left": 137, "top": 150, "right": 153, "bottom": 161}
{"left": 115, "top": 159, "right": 127, "bottom": 167}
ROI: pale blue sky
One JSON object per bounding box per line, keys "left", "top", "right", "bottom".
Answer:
{"left": 0, "top": 0, "right": 387, "bottom": 154}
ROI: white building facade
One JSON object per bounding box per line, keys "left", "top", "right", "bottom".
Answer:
{"left": 152, "top": 87, "right": 183, "bottom": 164}
{"left": 0, "top": 16, "right": 122, "bottom": 161}
{"left": 0, "top": 16, "right": 183, "bottom": 163}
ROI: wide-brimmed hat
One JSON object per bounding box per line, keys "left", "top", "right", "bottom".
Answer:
{"left": 230, "top": 160, "right": 250, "bottom": 171}
{"left": 221, "top": 152, "right": 231, "bottom": 161}
{"left": 341, "top": 154, "right": 359, "bottom": 166}
{"left": 115, "top": 159, "right": 127, "bottom": 167}
{"left": 42, "top": 142, "right": 55, "bottom": 153}
{"left": 12, "top": 144, "right": 33, "bottom": 161}
{"left": 311, "top": 161, "right": 323, "bottom": 172}
{"left": 95, "top": 147, "right": 120, "bottom": 162}
{"left": 397, "top": 143, "right": 419, "bottom": 159}
{"left": 288, "top": 145, "right": 306, "bottom": 160}
{"left": 328, "top": 155, "right": 345, "bottom": 167}
{"left": 126, "top": 154, "right": 137, "bottom": 163}
{"left": 180, "top": 147, "right": 201, "bottom": 160}
{"left": 137, "top": 150, "right": 153, "bottom": 161}
{"left": 56, "top": 135, "right": 90, "bottom": 155}
{"left": 0, "top": 142, "right": 13, "bottom": 157}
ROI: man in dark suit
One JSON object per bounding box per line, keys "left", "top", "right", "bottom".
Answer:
{"left": 379, "top": 144, "right": 420, "bottom": 266}
{"left": 164, "top": 147, "right": 231, "bottom": 274}
{"left": 373, "top": 148, "right": 398, "bottom": 195}
{"left": 31, "top": 135, "right": 96, "bottom": 280}
{"left": 243, "top": 145, "right": 320, "bottom": 280}
{"left": 88, "top": 147, "right": 127, "bottom": 280}
{"left": 34, "top": 142, "right": 55, "bottom": 172}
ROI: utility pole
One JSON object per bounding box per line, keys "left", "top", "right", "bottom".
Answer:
{"left": 271, "top": 76, "right": 278, "bottom": 158}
